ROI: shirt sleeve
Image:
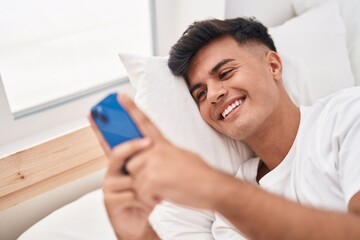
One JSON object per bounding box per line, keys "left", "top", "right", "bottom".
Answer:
{"left": 337, "top": 93, "right": 360, "bottom": 204}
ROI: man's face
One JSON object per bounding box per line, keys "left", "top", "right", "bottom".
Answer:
{"left": 187, "top": 36, "right": 282, "bottom": 141}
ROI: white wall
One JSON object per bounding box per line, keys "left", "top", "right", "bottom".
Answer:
{"left": 153, "top": 0, "right": 296, "bottom": 56}
{"left": 225, "top": 0, "right": 295, "bottom": 27}
{"left": 154, "top": 0, "right": 225, "bottom": 56}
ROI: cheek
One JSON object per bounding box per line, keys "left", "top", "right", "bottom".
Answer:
{"left": 199, "top": 105, "right": 216, "bottom": 127}
{"left": 199, "top": 106, "right": 210, "bottom": 122}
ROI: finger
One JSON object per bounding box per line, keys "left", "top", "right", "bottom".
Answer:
{"left": 118, "top": 94, "right": 164, "bottom": 141}
{"left": 103, "top": 175, "right": 133, "bottom": 193}
{"left": 103, "top": 189, "right": 154, "bottom": 212}
{"left": 104, "top": 191, "right": 153, "bottom": 213}
{"left": 126, "top": 152, "right": 148, "bottom": 176}
{"left": 104, "top": 191, "right": 137, "bottom": 206}
{"left": 108, "top": 138, "right": 152, "bottom": 176}
{"left": 87, "top": 113, "right": 111, "bottom": 156}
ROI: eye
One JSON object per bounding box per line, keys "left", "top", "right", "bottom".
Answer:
{"left": 219, "top": 68, "right": 234, "bottom": 79}
{"left": 196, "top": 88, "right": 207, "bottom": 102}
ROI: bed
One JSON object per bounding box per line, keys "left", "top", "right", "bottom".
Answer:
{"left": 18, "top": 0, "right": 360, "bottom": 239}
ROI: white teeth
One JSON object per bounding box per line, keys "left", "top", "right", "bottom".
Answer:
{"left": 221, "top": 99, "right": 243, "bottom": 119}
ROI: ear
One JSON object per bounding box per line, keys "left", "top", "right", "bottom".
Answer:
{"left": 266, "top": 51, "right": 282, "bottom": 82}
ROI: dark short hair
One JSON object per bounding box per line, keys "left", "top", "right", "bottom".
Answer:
{"left": 168, "top": 17, "right": 276, "bottom": 80}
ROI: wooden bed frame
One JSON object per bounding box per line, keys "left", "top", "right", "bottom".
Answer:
{"left": 0, "top": 126, "right": 107, "bottom": 211}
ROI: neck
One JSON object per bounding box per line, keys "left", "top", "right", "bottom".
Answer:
{"left": 245, "top": 98, "right": 300, "bottom": 171}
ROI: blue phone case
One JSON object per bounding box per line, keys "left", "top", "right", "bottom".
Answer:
{"left": 91, "top": 93, "right": 143, "bottom": 148}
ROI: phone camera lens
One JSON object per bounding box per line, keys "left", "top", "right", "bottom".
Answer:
{"left": 100, "top": 114, "right": 108, "bottom": 123}
{"left": 91, "top": 110, "right": 98, "bottom": 119}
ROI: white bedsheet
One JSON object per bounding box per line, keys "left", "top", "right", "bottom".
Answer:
{"left": 18, "top": 189, "right": 116, "bottom": 240}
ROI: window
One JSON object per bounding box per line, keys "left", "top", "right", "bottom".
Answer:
{"left": 0, "top": 0, "right": 154, "bottom": 116}
{"left": 0, "top": 0, "right": 155, "bottom": 154}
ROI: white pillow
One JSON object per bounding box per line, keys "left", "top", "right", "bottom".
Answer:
{"left": 270, "top": 2, "right": 355, "bottom": 106}
{"left": 292, "top": 0, "right": 360, "bottom": 86}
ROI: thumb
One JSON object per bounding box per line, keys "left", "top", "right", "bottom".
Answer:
{"left": 118, "top": 94, "right": 165, "bottom": 142}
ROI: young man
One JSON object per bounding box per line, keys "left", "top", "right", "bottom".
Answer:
{"left": 89, "top": 17, "right": 360, "bottom": 239}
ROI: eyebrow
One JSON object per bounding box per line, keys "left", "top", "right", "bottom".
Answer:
{"left": 210, "top": 58, "right": 235, "bottom": 75}
{"left": 189, "top": 58, "right": 235, "bottom": 96}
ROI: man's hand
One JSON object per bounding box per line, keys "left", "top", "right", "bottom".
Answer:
{"left": 104, "top": 140, "right": 157, "bottom": 240}
{"left": 118, "top": 94, "right": 221, "bottom": 210}
{"left": 88, "top": 108, "right": 158, "bottom": 240}
{"left": 89, "top": 93, "right": 219, "bottom": 238}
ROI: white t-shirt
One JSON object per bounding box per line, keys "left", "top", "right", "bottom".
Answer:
{"left": 213, "top": 86, "right": 360, "bottom": 239}
{"left": 262, "top": 86, "right": 360, "bottom": 209}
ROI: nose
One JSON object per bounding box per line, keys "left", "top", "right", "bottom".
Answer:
{"left": 208, "top": 82, "right": 228, "bottom": 105}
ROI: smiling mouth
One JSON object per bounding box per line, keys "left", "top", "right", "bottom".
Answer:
{"left": 221, "top": 97, "right": 246, "bottom": 119}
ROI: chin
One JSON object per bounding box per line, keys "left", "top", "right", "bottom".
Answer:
{"left": 226, "top": 124, "right": 253, "bottom": 141}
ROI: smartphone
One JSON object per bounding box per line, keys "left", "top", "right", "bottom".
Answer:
{"left": 91, "top": 92, "right": 143, "bottom": 149}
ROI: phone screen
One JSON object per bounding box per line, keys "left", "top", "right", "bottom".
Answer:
{"left": 91, "top": 93, "right": 143, "bottom": 148}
